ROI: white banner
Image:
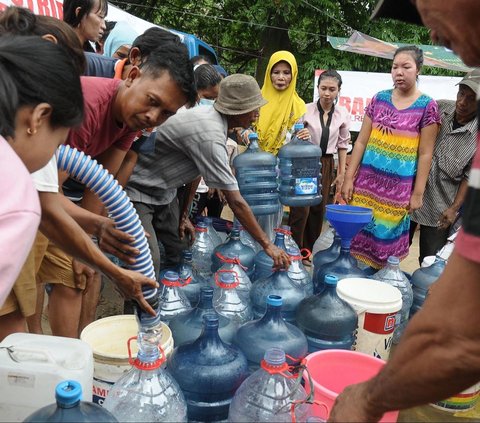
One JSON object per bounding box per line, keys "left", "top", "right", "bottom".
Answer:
{"left": 314, "top": 70, "right": 462, "bottom": 132}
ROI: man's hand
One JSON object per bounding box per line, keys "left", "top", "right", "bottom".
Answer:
{"left": 264, "top": 243, "right": 291, "bottom": 270}
{"left": 179, "top": 216, "right": 195, "bottom": 244}
{"left": 328, "top": 382, "right": 384, "bottom": 422}
{"left": 112, "top": 268, "right": 159, "bottom": 316}
{"left": 96, "top": 217, "right": 140, "bottom": 264}
{"left": 72, "top": 259, "right": 96, "bottom": 294}
{"left": 438, "top": 207, "right": 457, "bottom": 229}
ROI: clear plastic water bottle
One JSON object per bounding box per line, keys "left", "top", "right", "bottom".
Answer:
{"left": 296, "top": 275, "right": 358, "bottom": 352}
{"left": 278, "top": 123, "right": 322, "bottom": 207}
{"left": 24, "top": 380, "right": 117, "bottom": 422}
{"left": 311, "top": 224, "right": 335, "bottom": 256}
{"left": 191, "top": 221, "right": 216, "bottom": 280}
{"left": 168, "top": 314, "right": 249, "bottom": 422}
{"left": 213, "top": 271, "right": 253, "bottom": 324}
{"left": 410, "top": 256, "right": 446, "bottom": 317}
{"left": 211, "top": 252, "right": 252, "bottom": 299}
{"left": 286, "top": 247, "right": 313, "bottom": 296}
{"left": 169, "top": 286, "right": 238, "bottom": 346}
{"left": 233, "top": 295, "right": 308, "bottom": 373}
{"left": 158, "top": 271, "right": 192, "bottom": 324}
{"left": 228, "top": 348, "right": 311, "bottom": 422}
{"left": 250, "top": 269, "right": 306, "bottom": 323}
{"left": 211, "top": 228, "right": 256, "bottom": 278}
{"left": 175, "top": 249, "right": 206, "bottom": 306}
{"left": 103, "top": 332, "right": 188, "bottom": 422}
{"left": 253, "top": 230, "right": 288, "bottom": 282}
{"left": 233, "top": 218, "right": 261, "bottom": 252}
{"left": 202, "top": 216, "right": 223, "bottom": 247}
{"left": 372, "top": 256, "right": 412, "bottom": 344}
{"left": 233, "top": 132, "right": 280, "bottom": 216}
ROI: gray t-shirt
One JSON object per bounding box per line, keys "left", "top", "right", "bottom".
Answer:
{"left": 127, "top": 106, "right": 238, "bottom": 205}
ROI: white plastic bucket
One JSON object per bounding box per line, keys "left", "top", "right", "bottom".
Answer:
{"left": 80, "top": 314, "right": 173, "bottom": 405}
{"left": 337, "top": 278, "right": 402, "bottom": 360}
{"left": 0, "top": 333, "right": 93, "bottom": 422}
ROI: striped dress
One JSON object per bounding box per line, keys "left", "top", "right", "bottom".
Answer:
{"left": 350, "top": 89, "right": 440, "bottom": 268}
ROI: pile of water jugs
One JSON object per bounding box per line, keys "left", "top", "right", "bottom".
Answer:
{"left": 28, "top": 129, "right": 447, "bottom": 422}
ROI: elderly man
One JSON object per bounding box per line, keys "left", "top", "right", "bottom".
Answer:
{"left": 410, "top": 71, "right": 479, "bottom": 263}
{"left": 127, "top": 74, "right": 290, "bottom": 270}
{"left": 329, "top": 0, "right": 480, "bottom": 421}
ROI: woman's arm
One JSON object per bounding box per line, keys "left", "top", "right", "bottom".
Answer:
{"left": 341, "top": 115, "right": 372, "bottom": 202}
{"left": 409, "top": 123, "right": 439, "bottom": 212}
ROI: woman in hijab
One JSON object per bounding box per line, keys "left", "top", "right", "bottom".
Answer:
{"left": 255, "top": 50, "right": 307, "bottom": 155}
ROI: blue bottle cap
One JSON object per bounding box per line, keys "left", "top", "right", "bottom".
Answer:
{"left": 248, "top": 132, "right": 258, "bottom": 140}
{"left": 266, "top": 294, "right": 282, "bottom": 307}
{"left": 219, "top": 272, "right": 236, "bottom": 283}
{"left": 197, "top": 221, "right": 207, "bottom": 229}
{"left": 164, "top": 271, "right": 179, "bottom": 282}
{"left": 264, "top": 348, "right": 286, "bottom": 366}
{"left": 55, "top": 380, "right": 82, "bottom": 407}
{"left": 324, "top": 274, "right": 338, "bottom": 286}
{"left": 387, "top": 256, "right": 400, "bottom": 265}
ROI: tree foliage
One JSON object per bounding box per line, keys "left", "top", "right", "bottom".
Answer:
{"left": 111, "top": 0, "right": 456, "bottom": 101}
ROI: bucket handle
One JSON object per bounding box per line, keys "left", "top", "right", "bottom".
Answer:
{"left": 3, "top": 346, "right": 57, "bottom": 365}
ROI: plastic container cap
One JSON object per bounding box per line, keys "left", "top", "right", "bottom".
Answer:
{"left": 337, "top": 278, "right": 402, "bottom": 313}
{"left": 294, "top": 123, "right": 304, "bottom": 131}
{"left": 324, "top": 274, "right": 338, "bottom": 286}
{"left": 164, "top": 271, "right": 179, "bottom": 282}
{"left": 387, "top": 256, "right": 400, "bottom": 265}
{"left": 248, "top": 132, "right": 258, "bottom": 140}
{"left": 266, "top": 295, "right": 282, "bottom": 307}
{"left": 264, "top": 348, "right": 286, "bottom": 366}
{"left": 56, "top": 380, "right": 82, "bottom": 407}
{"left": 219, "top": 272, "right": 236, "bottom": 283}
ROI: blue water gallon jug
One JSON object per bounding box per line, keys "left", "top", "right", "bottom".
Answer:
{"left": 287, "top": 247, "right": 313, "bottom": 296}
{"left": 103, "top": 332, "right": 187, "bottom": 422}
{"left": 250, "top": 269, "right": 306, "bottom": 323}
{"left": 233, "top": 219, "right": 260, "bottom": 252}
{"left": 410, "top": 256, "right": 446, "bottom": 316}
{"left": 175, "top": 250, "right": 206, "bottom": 306}
{"left": 296, "top": 275, "right": 358, "bottom": 353}
{"left": 191, "top": 221, "right": 216, "bottom": 280}
{"left": 211, "top": 228, "right": 255, "bottom": 278}
{"left": 228, "top": 348, "right": 311, "bottom": 422}
{"left": 202, "top": 216, "right": 223, "bottom": 247}
{"left": 213, "top": 271, "right": 253, "bottom": 324}
{"left": 168, "top": 314, "right": 249, "bottom": 422}
{"left": 272, "top": 225, "right": 299, "bottom": 249}
{"left": 158, "top": 271, "right": 192, "bottom": 324}
{"left": 211, "top": 252, "right": 252, "bottom": 298}
{"left": 233, "top": 295, "right": 308, "bottom": 373}
{"left": 372, "top": 256, "right": 413, "bottom": 344}
{"left": 169, "top": 286, "right": 238, "bottom": 346}
{"left": 312, "top": 234, "right": 341, "bottom": 283}
{"left": 24, "top": 380, "right": 117, "bottom": 422}
{"left": 278, "top": 123, "right": 322, "bottom": 207}
{"left": 313, "top": 246, "right": 366, "bottom": 294}
{"left": 253, "top": 230, "right": 288, "bottom": 282}
{"left": 233, "top": 132, "right": 280, "bottom": 216}
{"left": 312, "top": 224, "right": 335, "bottom": 255}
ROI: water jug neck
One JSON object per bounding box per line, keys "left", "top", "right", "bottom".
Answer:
{"left": 274, "top": 232, "right": 287, "bottom": 250}
{"left": 198, "top": 288, "right": 215, "bottom": 310}
{"left": 197, "top": 314, "right": 224, "bottom": 347}
{"left": 229, "top": 228, "right": 241, "bottom": 240}
{"left": 132, "top": 332, "right": 165, "bottom": 370}
{"left": 263, "top": 298, "right": 284, "bottom": 324}
{"left": 181, "top": 251, "right": 193, "bottom": 265}
{"left": 248, "top": 137, "right": 260, "bottom": 151}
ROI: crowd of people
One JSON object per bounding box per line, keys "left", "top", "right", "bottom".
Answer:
{"left": 0, "top": 0, "right": 479, "bottom": 419}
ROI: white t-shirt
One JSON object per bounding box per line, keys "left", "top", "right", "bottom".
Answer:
{"left": 31, "top": 155, "right": 59, "bottom": 192}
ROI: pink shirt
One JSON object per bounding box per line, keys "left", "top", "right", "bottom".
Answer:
{"left": 302, "top": 102, "right": 351, "bottom": 154}
{"left": 0, "top": 137, "right": 40, "bottom": 307}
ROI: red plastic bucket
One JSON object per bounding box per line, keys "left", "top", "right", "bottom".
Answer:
{"left": 303, "top": 349, "right": 399, "bottom": 422}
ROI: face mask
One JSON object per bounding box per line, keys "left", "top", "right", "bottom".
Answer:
{"left": 198, "top": 98, "right": 215, "bottom": 107}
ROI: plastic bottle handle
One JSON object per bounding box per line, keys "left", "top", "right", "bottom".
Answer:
{"left": 300, "top": 248, "right": 312, "bottom": 259}
{"left": 127, "top": 336, "right": 166, "bottom": 369}
{"left": 215, "top": 252, "right": 248, "bottom": 270}
{"left": 4, "top": 346, "right": 57, "bottom": 365}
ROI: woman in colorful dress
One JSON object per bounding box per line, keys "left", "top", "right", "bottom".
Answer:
{"left": 341, "top": 46, "right": 440, "bottom": 269}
